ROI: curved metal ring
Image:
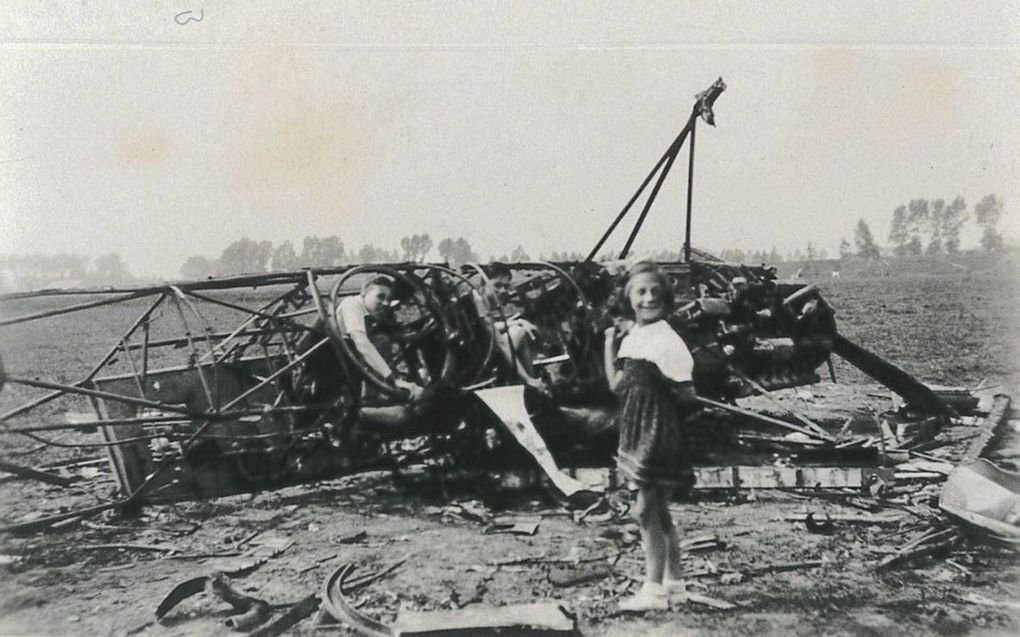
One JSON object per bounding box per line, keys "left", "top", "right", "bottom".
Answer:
{"left": 410, "top": 264, "right": 498, "bottom": 389}
{"left": 321, "top": 564, "right": 394, "bottom": 637}
{"left": 328, "top": 265, "right": 458, "bottom": 401}
{"left": 518, "top": 261, "right": 594, "bottom": 384}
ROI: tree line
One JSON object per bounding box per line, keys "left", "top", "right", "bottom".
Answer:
{"left": 1, "top": 195, "right": 1007, "bottom": 293}
{"left": 0, "top": 252, "right": 134, "bottom": 292}
{"left": 716, "top": 195, "right": 1008, "bottom": 265}
{"left": 849, "top": 194, "right": 1006, "bottom": 261}
{"left": 177, "top": 234, "right": 600, "bottom": 279}
{"left": 0, "top": 236, "right": 580, "bottom": 293}
{"left": 721, "top": 195, "right": 1008, "bottom": 266}
{"left": 717, "top": 245, "right": 831, "bottom": 264}
{"left": 179, "top": 234, "right": 496, "bottom": 278}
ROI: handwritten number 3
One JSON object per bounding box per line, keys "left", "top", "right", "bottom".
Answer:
{"left": 174, "top": 9, "right": 204, "bottom": 25}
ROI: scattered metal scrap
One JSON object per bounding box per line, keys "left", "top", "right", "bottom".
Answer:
{"left": 876, "top": 527, "right": 963, "bottom": 570}
{"left": 0, "top": 457, "right": 74, "bottom": 487}
{"left": 940, "top": 459, "right": 1020, "bottom": 548}
{"left": 484, "top": 515, "right": 542, "bottom": 536}
{"left": 321, "top": 563, "right": 579, "bottom": 637}
{"left": 783, "top": 512, "right": 904, "bottom": 526}
{"left": 548, "top": 560, "right": 615, "bottom": 587}
{"left": 248, "top": 594, "right": 320, "bottom": 637}
{"left": 869, "top": 393, "right": 1020, "bottom": 570}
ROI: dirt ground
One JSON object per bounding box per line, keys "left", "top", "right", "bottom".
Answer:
{"left": 1, "top": 255, "right": 1018, "bottom": 636}
{"left": 2, "top": 385, "right": 1018, "bottom": 637}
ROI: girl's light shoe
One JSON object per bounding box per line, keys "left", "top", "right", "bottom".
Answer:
{"left": 618, "top": 582, "right": 669, "bottom": 612}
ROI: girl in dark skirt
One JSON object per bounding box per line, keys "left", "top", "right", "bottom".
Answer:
{"left": 604, "top": 262, "right": 698, "bottom": 612}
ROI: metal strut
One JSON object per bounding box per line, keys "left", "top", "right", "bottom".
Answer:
{"left": 585, "top": 77, "right": 725, "bottom": 263}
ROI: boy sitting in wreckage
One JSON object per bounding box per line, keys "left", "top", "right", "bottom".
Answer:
{"left": 472, "top": 262, "right": 549, "bottom": 393}
{"left": 335, "top": 275, "right": 425, "bottom": 402}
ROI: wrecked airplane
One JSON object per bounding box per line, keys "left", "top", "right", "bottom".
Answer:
{"left": 0, "top": 78, "right": 994, "bottom": 534}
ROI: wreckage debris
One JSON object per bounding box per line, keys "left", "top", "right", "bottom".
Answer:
{"left": 940, "top": 458, "right": 1020, "bottom": 548}
{"left": 393, "top": 603, "right": 579, "bottom": 636}
{"left": 548, "top": 560, "right": 614, "bottom": 588}
{"left": 208, "top": 533, "right": 294, "bottom": 577}
{"left": 155, "top": 575, "right": 210, "bottom": 620}
{"left": 677, "top": 592, "right": 736, "bottom": 610}
{"left": 0, "top": 216, "right": 964, "bottom": 516}
{"left": 784, "top": 512, "right": 904, "bottom": 526}
{"left": 484, "top": 516, "right": 542, "bottom": 536}
{"left": 320, "top": 562, "right": 579, "bottom": 637}
{"left": 154, "top": 572, "right": 307, "bottom": 632}
{"left": 0, "top": 458, "right": 74, "bottom": 487}
{"left": 248, "top": 594, "right": 320, "bottom": 637}
{"left": 876, "top": 527, "right": 962, "bottom": 570}
{"left": 693, "top": 466, "right": 894, "bottom": 491}
{"left": 0, "top": 76, "right": 1016, "bottom": 635}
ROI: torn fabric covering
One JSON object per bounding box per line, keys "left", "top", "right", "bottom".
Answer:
{"left": 940, "top": 458, "right": 1020, "bottom": 547}
{"left": 472, "top": 386, "right": 601, "bottom": 502}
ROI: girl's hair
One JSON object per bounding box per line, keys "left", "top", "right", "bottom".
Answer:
{"left": 621, "top": 261, "right": 675, "bottom": 318}
{"left": 361, "top": 274, "right": 395, "bottom": 295}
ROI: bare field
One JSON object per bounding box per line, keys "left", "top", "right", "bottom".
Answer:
{"left": 0, "top": 257, "right": 1018, "bottom": 636}
{"left": 829, "top": 282, "right": 1017, "bottom": 392}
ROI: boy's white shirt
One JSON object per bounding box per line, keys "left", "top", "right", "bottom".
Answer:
{"left": 335, "top": 294, "right": 393, "bottom": 378}
{"left": 336, "top": 294, "right": 368, "bottom": 334}
{"left": 617, "top": 319, "right": 694, "bottom": 383}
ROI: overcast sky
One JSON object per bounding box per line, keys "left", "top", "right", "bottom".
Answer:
{"left": 1, "top": 2, "right": 1017, "bottom": 277}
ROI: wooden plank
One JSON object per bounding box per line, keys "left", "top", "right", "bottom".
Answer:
{"left": 697, "top": 397, "right": 833, "bottom": 442}
{"left": 725, "top": 365, "right": 833, "bottom": 440}
{"left": 693, "top": 466, "right": 893, "bottom": 490}
{"left": 395, "top": 602, "right": 577, "bottom": 636}
{"left": 0, "top": 458, "right": 73, "bottom": 487}
{"left": 782, "top": 513, "right": 903, "bottom": 525}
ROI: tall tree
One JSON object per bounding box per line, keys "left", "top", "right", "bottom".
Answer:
{"left": 301, "top": 236, "right": 321, "bottom": 265}
{"left": 437, "top": 237, "right": 454, "bottom": 263}
{"left": 400, "top": 234, "right": 433, "bottom": 262}
{"left": 301, "top": 235, "right": 345, "bottom": 267}
{"left": 854, "top": 219, "right": 881, "bottom": 260}
{"left": 941, "top": 196, "right": 967, "bottom": 254}
{"left": 974, "top": 194, "right": 1005, "bottom": 252}
{"left": 272, "top": 241, "right": 298, "bottom": 270}
{"left": 181, "top": 255, "right": 215, "bottom": 279}
{"left": 509, "top": 245, "right": 530, "bottom": 262}
{"left": 838, "top": 238, "right": 852, "bottom": 259}
{"left": 905, "top": 199, "right": 928, "bottom": 256}
{"left": 720, "top": 248, "right": 746, "bottom": 263}
{"left": 437, "top": 236, "right": 478, "bottom": 266}
{"left": 92, "top": 253, "right": 132, "bottom": 283}
{"left": 926, "top": 198, "right": 945, "bottom": 254}
{"left": 217, "top": 238, "right": 273, "bottom": 275}
{"left": 354, "top": 244, "right": 400, "bottom": 263}
{"left": 320, "top": 235, "right": 345, "bottom": 265}
{"left": 888, "top": 205, "right": 909, "bottom": 256}
{"left": 354, "top": 244, "right": 381, "bottom": 263}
